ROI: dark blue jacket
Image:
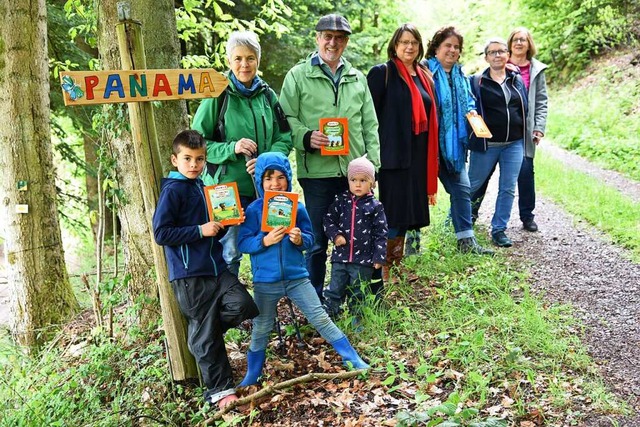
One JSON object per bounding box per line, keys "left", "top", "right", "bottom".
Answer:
{"left": 324, "top": 190, "right": 388, "bottom": 266}
{"left": 237, "top": 152, "right": 314, "bottom": 283}
{"left": 468, "top": 68, "right": 528, "bottom": 151}
{"left": 153, "top": 171, "right": 227, "bottom": 281}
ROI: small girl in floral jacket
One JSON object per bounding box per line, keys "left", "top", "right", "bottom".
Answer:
{"left": 323, "top": 156, "right": 388, "bottom": 317}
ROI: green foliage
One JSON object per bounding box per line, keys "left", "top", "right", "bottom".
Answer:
{"left": 546, "top": 55, "right": 640, "bottom": 181}
{"left": 176, "top": 0, "right": 293, "bottom": 71}
{"left": 518, "top": 0, "right": 639, "bottom": 80}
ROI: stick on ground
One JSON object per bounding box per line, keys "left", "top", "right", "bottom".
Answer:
{"left": 202, "top": 369, "right": 367, "bottom": 425}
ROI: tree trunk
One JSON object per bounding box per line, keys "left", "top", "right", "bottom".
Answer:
{"left": 132, "top": 0, "right": 189, "bottom": 173}
{"left": 97, "top": 0, "right": 159, "bottom": 330}
{"left": 0, "top": 0, "right": 79, "bottom": 348}
{"left": 99, "top": 0, "right": 198, "bottom": 380}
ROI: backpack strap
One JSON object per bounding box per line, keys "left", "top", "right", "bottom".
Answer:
{"left": 206, "top": 88, "right": 230, "bottom": 184}
{"left": 264, "top": 85, "right": 291, "bottom": 132}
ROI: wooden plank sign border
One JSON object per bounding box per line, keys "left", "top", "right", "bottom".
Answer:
{"left": 59, "top": 68, "right": 228, "bottom": 106}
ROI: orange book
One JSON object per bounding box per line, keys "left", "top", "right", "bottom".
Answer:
{"left": 466, "top": 113, "right": 493, "bottom": 138}
{"left": 204, "top": 182, "right": 243, "bottom": 226}
{"left": 261, "top": 191, "right": 299, "bottom": 233}
{"left": 319, "top": 117, "right": 349, "bottom": 155}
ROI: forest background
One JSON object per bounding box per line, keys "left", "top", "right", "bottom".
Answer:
{"left": 0, "top": 0, "right": 639, "bottom": 425}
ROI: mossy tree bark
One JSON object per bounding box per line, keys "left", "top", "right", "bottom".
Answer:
{"left": 0, "top": 0, "right": 79, "bottom": 348}
{"left": 132, "top": 0, "right": 189, "bottom": 172}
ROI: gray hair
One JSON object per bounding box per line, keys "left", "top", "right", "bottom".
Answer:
{"left": 226, "top": 31, "right": 261, "bottom": 65}
{"left": 483, "top": 37, "right": 508, "bottom": 55}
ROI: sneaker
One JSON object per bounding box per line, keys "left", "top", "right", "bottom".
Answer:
{"left": 457, "top": 237, "right": 495, "bottom": 255}
{"left": 491, "top": 231, "right": 513, "bottom": 247}
{"left": 522, "top": 218, "right": 538, "bottom": 232}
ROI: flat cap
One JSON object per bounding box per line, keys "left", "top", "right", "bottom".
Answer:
{"left": 315, "top": 14, "right": 352, "bottom": 35}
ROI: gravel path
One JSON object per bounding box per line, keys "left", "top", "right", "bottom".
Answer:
{"left": 476, "top": 141, "right": 640, "bottom": 426}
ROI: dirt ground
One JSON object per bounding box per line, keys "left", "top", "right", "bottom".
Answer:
{"left": 475, "top": 141, "right": 640, "bottom": 426}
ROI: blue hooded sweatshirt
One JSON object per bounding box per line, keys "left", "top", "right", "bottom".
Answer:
{"left": 237, "top": 152, "right": 314, "bottom": 283}
{"left": 153, "top": 171, "right": 227, "bottom": 281}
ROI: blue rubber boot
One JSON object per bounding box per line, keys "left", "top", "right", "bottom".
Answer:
{"left": 331, "top": 336, "right": 370, "bottom": 369}
{"left": 238, "top": 349, "right": 266, "bottom": 387}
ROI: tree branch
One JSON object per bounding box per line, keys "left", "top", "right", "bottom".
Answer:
{"left": 202, "top": 369, "right": 367, "bottom": 425}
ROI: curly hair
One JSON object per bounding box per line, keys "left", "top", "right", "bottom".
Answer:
{"left": 425, "top": 26, "right": 464, "bottom": 59}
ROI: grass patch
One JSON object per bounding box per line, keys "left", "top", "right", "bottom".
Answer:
{"left": 535, "top": 149, "right": 640, "bottom": 261}
{"left": 547, "top": 53, "right": 640, "bottom": 181}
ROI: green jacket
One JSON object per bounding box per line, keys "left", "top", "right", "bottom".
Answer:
{"left": 279, "top": 54, "right": 380, "bottom": 179}
{"left": 192, "top": 78, "right": 293, "bottom": 197}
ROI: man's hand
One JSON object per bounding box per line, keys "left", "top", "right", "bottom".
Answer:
{"left": 245, "top": 157, "right": 257, "bottom": 176}
{"left": 334, "top": 235, "right": 346, "bottom": 246}
{"left": 289, "top": 227, "right": 302, "bottom": 246}
{"left": 263, "top": 226, "right": 286, "bottom": 247}
{"left": 201, "top": 221, "right": 224, "bottom": 237}
{"left": 309, "top": 130, "right": 330, "bottom": 150}
{"left": 235, "top": 138, "right": 257, "bottom": 157}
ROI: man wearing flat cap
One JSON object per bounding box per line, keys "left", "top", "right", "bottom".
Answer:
{"left": 279, "top": 14, "right": 380, "bottom": 301}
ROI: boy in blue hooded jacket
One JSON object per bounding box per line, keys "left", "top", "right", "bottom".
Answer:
{"left": 236, "top": 152, "right": 369, "bottom": 386}
{"left": 152, "top": 130, "right": 259, "bottom": 409}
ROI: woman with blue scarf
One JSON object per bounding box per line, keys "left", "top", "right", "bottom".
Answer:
{"left": 192, "top": 31, "right": 293, "bottom": 276}
{"left": 423, "top": 27, "right": 493, "bottom": 255}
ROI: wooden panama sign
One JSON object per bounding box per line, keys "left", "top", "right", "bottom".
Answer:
{"left": 59, "top": 69, "right": 227, "bottom": 106}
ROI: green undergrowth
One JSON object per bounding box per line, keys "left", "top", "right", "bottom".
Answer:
{"left": 535, "top": 149, "right": 640, "bottom": 261}
{"left": 546, "top": 51, "right": 640, "bottom": 181}
{"left": 0, "top": 328, "right": 215, "bottom": 426}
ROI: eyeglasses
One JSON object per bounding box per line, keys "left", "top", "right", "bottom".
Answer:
{"left": 486, "top": 49, "right": 508, "bottom": 57}
{"left": 398, "top": 40, "right": 420, "bottom": 47}
{"left": 321, "top": 33, "right": 347, "bottom": 43}
{"left": 512, "top": 37, "right": 528, "bottom": 44}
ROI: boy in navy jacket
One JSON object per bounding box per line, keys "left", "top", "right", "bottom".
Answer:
{"left": 236, "top": 152, "right": 369, "bottom": 387}
{"left": 323, "top": 156, "right": 388, "bottom": 318}
{"left": 152, "top": 130, "right": 258, "bottom": 409}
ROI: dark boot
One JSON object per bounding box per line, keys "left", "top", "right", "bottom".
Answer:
{"left": 331, "top": 336, "right": 370, "bottom": 369}
{"left": 457, "top": 236, "right": 495, "bottom": 256}
{"left": 238, "top": 349, "right": 266, "bottom": 387}
{"left": 383, "top": 236, "right": 405, "bottom": 281}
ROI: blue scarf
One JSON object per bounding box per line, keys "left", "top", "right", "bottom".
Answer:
{"left": 230, "top": 72, "right": 263, "bottom": 97}
{"left": 427, "top": 57, "right": 470, "bottom": 174}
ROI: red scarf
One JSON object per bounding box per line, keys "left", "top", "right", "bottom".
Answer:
{"left": 393, "top": 58, "right": 439, "bottom": 204}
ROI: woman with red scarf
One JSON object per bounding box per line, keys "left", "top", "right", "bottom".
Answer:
{"left": 367, "top": 23, "right": 439, "bottom": 280}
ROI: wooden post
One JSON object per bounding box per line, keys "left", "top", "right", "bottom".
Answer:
{"left": 115, "top": 5, "right": 198, "bottom": 380}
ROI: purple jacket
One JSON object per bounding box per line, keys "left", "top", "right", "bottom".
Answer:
{"left": 323, "top": 190, "right": 388, "bottom": 266}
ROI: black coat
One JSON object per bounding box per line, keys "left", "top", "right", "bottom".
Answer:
{"left": 367, "top": 61, "right": 435, "bottom": 170}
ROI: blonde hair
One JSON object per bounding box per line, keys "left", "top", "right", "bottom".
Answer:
{"left": 507, "top": 27, "right": 537, "bottom": 59}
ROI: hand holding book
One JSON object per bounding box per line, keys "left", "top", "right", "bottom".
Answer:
{"left": 466, "top": 113, "right": 493, "bottom": 138}
{"left": 262, "top": 225, "right": 287, "bottom": 247}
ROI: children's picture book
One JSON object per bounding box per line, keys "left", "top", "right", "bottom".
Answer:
{"left": 204, "top": 182, "right": 243, "bottom": 226}
{"left": 319, "top": 117, "right": 349, "bottom": 155}
{"left": 466, "top": 113, "right": 493, "bottom": 138}
{"left": 261, "top": 191, "right": 299, "bottom": 233}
